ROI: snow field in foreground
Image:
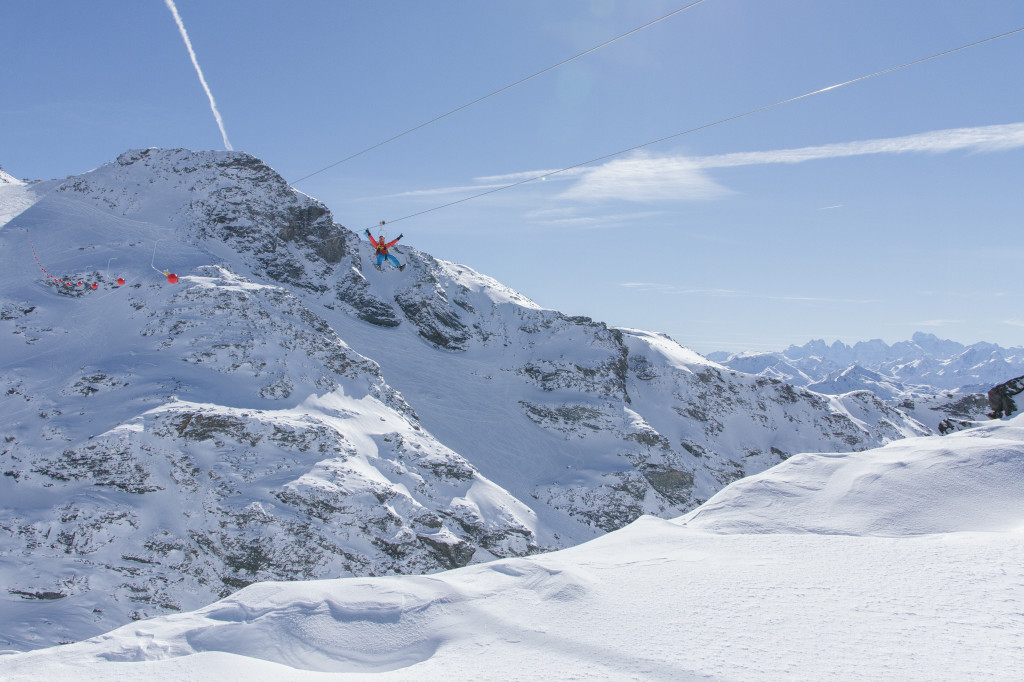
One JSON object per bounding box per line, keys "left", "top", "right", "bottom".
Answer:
{"left": 1, "top": 518, "right": 1021, "bottom": 681}
{"left": 682, "top": 415, "right": 1024, "bottom": 536}
{"left": 3, "top": 408, "right": 1024, "bottom": 681}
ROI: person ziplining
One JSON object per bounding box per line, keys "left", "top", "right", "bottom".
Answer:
{"left": 365, "top": 224, "right": 405, "bottom": 272}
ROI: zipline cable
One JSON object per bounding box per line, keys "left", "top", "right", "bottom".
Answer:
{"left": 292, "top": 0, "right": 710, "bottom": 185}
{"left": 374, "top": 25, "right": 1024, "bottom": 228}
{"left": 151, "top": 238, "right": 180, "bottom": 284}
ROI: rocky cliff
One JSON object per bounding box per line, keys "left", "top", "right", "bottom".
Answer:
{"left": 1, "top": 148, "right": 931, "bottom": 649}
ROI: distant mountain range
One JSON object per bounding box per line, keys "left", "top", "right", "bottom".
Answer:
{"left": 708, "top": 332, "right": 1024, "bottom": 397}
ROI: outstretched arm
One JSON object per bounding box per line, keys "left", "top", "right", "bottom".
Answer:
{"left": 386, "top": 233, "right": 404, "bottom": 248}
{"left": 365, "top": 229, "right": 378, "bottom": 246}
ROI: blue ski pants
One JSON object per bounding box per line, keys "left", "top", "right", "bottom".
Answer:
{"left": 377, "top": 253, "right": 401, "bottom": 268}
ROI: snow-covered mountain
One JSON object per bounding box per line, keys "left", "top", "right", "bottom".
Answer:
{"left": 0, "top": 168, "right": 36, "bottom": 227}
{"left": 1, "top": 149, "right": 932, "bottom": 649}
{"left": 2, "top": 412, "right": 1021, "bottom": 680}
{"left": 709, "top": 333, "right": 1024, "bottom": 396}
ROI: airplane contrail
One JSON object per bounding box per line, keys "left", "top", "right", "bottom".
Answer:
{"left": 163, "top": 0, "right": 233, "bottom": 150}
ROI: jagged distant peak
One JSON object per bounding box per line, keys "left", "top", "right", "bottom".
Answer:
{"left": 716, "top": 332, "right": 1024, "bottom": 395}
{"left": 909, "top": 331, "right": 967, "bottom": 356}
{"left": 838, "top": 364, "right": 884, "bottom": 380}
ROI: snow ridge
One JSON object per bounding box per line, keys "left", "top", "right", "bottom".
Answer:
{"left": 2, "top": 414, "right": 1022, "bottom": 679}
{"left": 0, "top": 148, "right": 960, "bottom": 651}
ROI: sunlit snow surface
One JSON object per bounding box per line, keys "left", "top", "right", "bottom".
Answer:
{"left": 2, "top": 415, "right": 1022, "bottom": 681}
{"left": 0, "top": 172, "right": 36, "bottom": 227}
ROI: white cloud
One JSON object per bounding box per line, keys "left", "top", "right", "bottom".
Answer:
{"left": 620, "top": 282, "right": 744, "bottom": 296}
{"left": 374, "top": 121, "right": 1024, "bottom": 206}
{"left": 620, "top": 282, "right": 877, "bottom": 304}
{"left": 917, "top": 319, "right": 965, "bottom": 328}
{"left": 559, "top": 153, "right": 732, "bottom": 203}
{"left": 524, "top": 207, "right": 664, "bottom": 229}
{"left": 560, "top": 121, "right": 1024, "bottom": 204}
{"left": 476, "top": 169, "right": 582, "bottom": 184}
{"left": 689, "top": 122, "right": 1024, "bottom": 169}
{"left": 380, "top": 182, "right": 509, "bottom": 199}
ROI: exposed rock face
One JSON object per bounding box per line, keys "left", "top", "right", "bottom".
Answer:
{"left": 1, "top": 253, "right": 539, "bottom": 648}
{"left": 392, "top": 271, "right": 473, "bottom": 350}
{"left": 988, "top": 376, "right": 1024, "bottom": 418}
{"left": 0, "top": 148, "right": 933, "bottom": 650}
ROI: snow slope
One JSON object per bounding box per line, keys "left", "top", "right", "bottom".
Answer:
{"left": 0, "top": 148, "right": 935, "bottom": 650}
{"left": 0, "top": 169, "right": 37, "bottom": 227}
{"left": 680, "top": 413, "right": 1024, "bottom": 535}
{"left": 0, "top": 153, "right": 540, "bottom": 648}
{"left": 2, "top": 415, "right": 1022, "bottom": 680}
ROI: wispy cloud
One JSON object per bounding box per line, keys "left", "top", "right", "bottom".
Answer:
{"left": 621, "top": 282, "right": 746, "bottom": 296}
{"left": 620, "top": 281, "right": 877, "bottom": 304}
{"left": 382, "top": 182, "right": 509, "bottom": 199}
{"left": 558, "top": 154, "right": 733, "bottom": 202}
{"left": 566, "top": 122, "right": 1024, "bottom": 203}
{"left": 524, "top": 207, "right": 664, "bottom": 229}
{"left": 476, "top": 169, "right": 581, "bottom": 184}
{"left": 917, "top": 319, "right": 965, "bottom": 327}
{"left": 376, "top": 121, "right": 1024, "bottom": 206}
{"left": 688, "top": 122, "right": 1024, "bottom": 170}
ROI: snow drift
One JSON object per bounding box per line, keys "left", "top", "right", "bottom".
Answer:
{"left": 0, "top": 147, "right": 972, "bottom": 652}
{"left": 681, "top": 414, "right": 1024, "bottom": 536}
{"left": 1, "top": 414, "right": 1022, "bottom": 680}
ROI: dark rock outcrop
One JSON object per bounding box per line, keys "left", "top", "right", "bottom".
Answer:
{"left": 987, "top": 376, "right": 1024, "bottom": 419}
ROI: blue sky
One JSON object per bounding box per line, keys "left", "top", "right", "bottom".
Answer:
{"left": 3, "top": 1, "right": 1023, "bottom": 353}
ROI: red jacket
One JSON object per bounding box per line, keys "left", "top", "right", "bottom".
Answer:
{"left": 369, "top": 233, "right": 400, "bottom": 255}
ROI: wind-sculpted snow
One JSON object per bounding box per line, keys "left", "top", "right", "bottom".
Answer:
{"left": 681, "top": 413, "right": 1024, "bottom": 536}
{"left": 3, "top": 413, "right": 1024, "bottom": 678}
{"left": 0, "top": 148, "right": 944, "bottom": 651}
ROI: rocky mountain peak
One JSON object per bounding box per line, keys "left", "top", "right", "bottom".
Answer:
{"left": 0, "top": 147, "right": 939, "bottom": 650}
{"left": 988, "top": 375, "right": 1024, "bottom": 419}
